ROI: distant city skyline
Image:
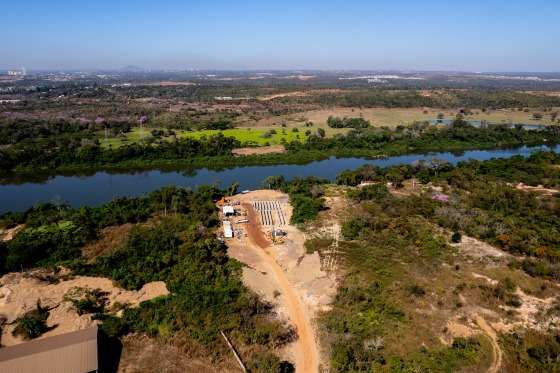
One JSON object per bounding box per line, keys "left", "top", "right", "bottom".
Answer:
{"left": 1, "top": 0, "right": 559, "bottom": 72}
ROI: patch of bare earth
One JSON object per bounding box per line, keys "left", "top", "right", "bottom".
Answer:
{"left": 223, "top": 190, "right": 336, "bottom": 373}
{"left": 438, "top": 249, "right": 559, "bottom": 373}
{"left": 258, "top": 91, "right": 309, "bottom": 101}
{"left": 82, "top": 223, "right": 134, "bottom": 260}
{"left": 452, "top": 235, "right": 510, "bottom": 260}
{"left": 0, "top": 269, "right": 168, "bottom": 346}
{"left": 0, "top": 224, "right": 25, "bottom": 242}
{"left": 232, "top": 144, "right": 286, "bottom": 156}
{"left": 512, "top": 182, "right": 560, "bottom": 196}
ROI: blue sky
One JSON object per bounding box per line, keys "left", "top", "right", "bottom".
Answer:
{"left": 1, "top": 0, "right": 559, "bottom": 71}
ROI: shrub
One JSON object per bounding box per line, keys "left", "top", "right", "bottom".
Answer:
{"left": 12, "top": 301, "right": 50, "bottom": 340}
{"left": 451, "top": 232, "right": 462, "bottom": 243}
{"left": 248, "top": 352, "right": 294, "bottom": 373}
{"left": 65, "top": 287, "right": 108, "bottom": 315}
{"left": 348, "top": 184, "right": 389, "bottom": 201}
{"left": 409, "top": 284, "right": 426, "bottom": 297}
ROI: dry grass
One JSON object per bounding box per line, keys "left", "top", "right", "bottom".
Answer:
{"left": 81, "top": 224, "right": 134, "bottom": 260}
{"left": 237, "top": 106, "right": 559, "bottom": 135}
{"left": 118, "top": 334, "right": 240, "bottom": 373}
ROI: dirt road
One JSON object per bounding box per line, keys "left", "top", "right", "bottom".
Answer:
{"left": 475, "top": 316, "right": 503, "bottom": 373}
{"left": 242, "top": 203, "right": 319, "bottom": 373}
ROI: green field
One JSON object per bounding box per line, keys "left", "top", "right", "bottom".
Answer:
{"left": 99, "top": 127, "right": 307, "bottom": 149}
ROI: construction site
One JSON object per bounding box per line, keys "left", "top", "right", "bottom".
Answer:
{"left": 217, "top": 189, "right": 338, "bottom": 373}
{"left": 217, "top": 192, "right": 289, "bottom": 244}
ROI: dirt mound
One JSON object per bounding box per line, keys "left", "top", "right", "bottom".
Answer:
{"left": 0, "top": 270, "right": 169, "bottom": 346}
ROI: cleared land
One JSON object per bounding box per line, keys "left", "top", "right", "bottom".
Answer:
{"left": 222, "top": 190, "right": 337, "bottom": 372}
{"left": 231, "top": 145, "right": 286, "bottom": 156}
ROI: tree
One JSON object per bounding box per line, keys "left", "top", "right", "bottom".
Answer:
{"left": 227, "top": 181, "right": 239, "bottom": 196}
{"left": 451, "top": 232, "right": 462, "bottom": 243}
{"left": 263, "top": 175, "right": 286, "bottom": 190}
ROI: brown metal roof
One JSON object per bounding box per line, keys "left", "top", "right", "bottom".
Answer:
{"left": 0, "top": 327, "right": 98, "bottom": 373}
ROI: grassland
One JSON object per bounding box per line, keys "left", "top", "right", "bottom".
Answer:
{"left": 243, "top": 107, "right": 559, "bottom": 129}
{"left": 99, "top": 106, "right": 558, "bottom": 150}
{"left": 99, "top": 127, "right": 307, "bottom": 149}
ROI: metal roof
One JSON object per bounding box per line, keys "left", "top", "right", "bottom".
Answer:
{"left": 0, "top": 327, "right": 98, "bottom": 373}
{"left": 223, "top": 220, "right": 233, "bottom": 238}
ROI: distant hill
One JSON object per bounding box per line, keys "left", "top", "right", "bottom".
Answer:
{"left": 120, "top": 65, "right": 144, "bottom": 72}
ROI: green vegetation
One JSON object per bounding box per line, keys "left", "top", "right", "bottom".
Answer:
{"left": 283, "top": 89, "right": 560, "bottom": 110}
{"left": 327, "top": 116, "right": 370, "bottom": 129}
{"left": 321, "top": 189, "right": 489, "bottom": 371}
{"left": 64, "top": 288, "right": 108, "bottom": 315}
{"left": 0, "top": 186, "right": 293, "bottom": 368}
{"left": 320, "top": 151, "right": 560, "bottom": 371}
{"left": 263, "top": 176, "right": 327, "bottom": 224}
{"left": 336, "top": 151, "right": 560, "bottom": 261}
{"left": 12, "top": 301, "right": 51, "bottom": 340}
{"left": 98, "top": 127, "right": 307, "bottom": 149}
{"left": 501, "top": 331, "right": 560, "bottom": 372}
{"left": 2, "top": 117, "right": 560, "bottom": 177}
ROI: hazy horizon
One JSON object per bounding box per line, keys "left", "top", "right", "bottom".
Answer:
{"left": 2, "top": 0, "right": 559, "bottom": 72}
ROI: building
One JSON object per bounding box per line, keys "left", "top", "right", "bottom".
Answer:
{"left": 223, "top": 206, "right": 235, "bottom": 216}
{"left": 0, "top": 327, "right": 98, "bottom": 373}
{"left": 223, "top": 220, "right": 233, "bottom": 238}
{"left": 7, "top": 68, "right": 25, "bottom": 76}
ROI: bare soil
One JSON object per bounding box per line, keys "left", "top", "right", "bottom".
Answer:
{"left": 0, "top": 270, "right": 168, "bottom": 346}
{"left": 232, "top": 145, "right": 286, "bottom": 156}
{"left": 222, "top": 190, "right": 337, "bottom": 373}
{"left": 0, "top": 224, "right": 25, "bottom": 242}
{"left": 513, "top": 182, "right": 560, "bottom": 195}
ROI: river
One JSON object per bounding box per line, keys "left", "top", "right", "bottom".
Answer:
{"left": 0, "top": 145, "right": 558, "bottom": 213}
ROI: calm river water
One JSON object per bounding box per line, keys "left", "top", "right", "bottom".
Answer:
{"left": 1, "top": 145, "right": 558, "bottom": 213}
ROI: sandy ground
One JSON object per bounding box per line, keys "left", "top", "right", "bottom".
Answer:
{"left": 475, "top": 315, "right": 503, "bottom": 373}
{"left": 222, "top": 190, "right": 336, "bottom": 373}
{"left": 440, "top": 238, "right": 559, "bottom": 372}
{"left": 258, "top": 91, "right": 309, "bottom": 101}
{"left": 512, "top": 182, "right": 560, "bottom": 195}
{"left": 232, "top": 145, "right": 286, "bottom": 156}
{"left": 0, "top": 224, "right": 25, "bottom": 242}
{"left": 0, "top": 270, "right": 168, "bottom": 346}
{"left": 452, "top": 235, "right": 510, "bottom": 259}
